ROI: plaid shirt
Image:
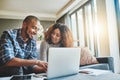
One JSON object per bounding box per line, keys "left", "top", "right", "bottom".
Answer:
{"left": 0, "top": 29, "right": 37, "bottom": 70}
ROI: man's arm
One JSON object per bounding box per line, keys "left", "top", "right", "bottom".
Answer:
{"left": 6, "top": 57, "right": 47, "bottom": 72}
{"left": 5, "top": 58, "right": 38, "bottom": 67}
{"left": 0, "top": 30, "right": 47, "bottom": 73}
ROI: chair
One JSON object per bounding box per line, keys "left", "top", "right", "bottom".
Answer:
{"left": 80, "top": 57, "right": 114, "bottom": 72}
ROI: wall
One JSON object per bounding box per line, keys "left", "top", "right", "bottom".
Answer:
{"left": 40, "top": 21, "right": 55, "bottom": 31}
{"left": 0, "top": 19, "right": 54, "bottom": 35}
{"left": 0, "top": 19, "right": 22, "bottom": 35}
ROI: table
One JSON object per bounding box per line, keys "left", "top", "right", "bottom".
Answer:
{"left": 50, "top": 73, "right": 120, "bottom": 80}
{"left": 0, "top": 72, "right": 120, "bottom": 80}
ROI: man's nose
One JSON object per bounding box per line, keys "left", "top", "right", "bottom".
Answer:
{"left": 33, "top": 30, "right": 37, "bottom": 35}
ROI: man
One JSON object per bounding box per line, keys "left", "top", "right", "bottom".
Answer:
{"left": 0, "top": 15, "right": 47, "bottom": 77}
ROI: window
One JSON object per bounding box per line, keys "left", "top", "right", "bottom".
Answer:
{"left": 115, "top": 0, "right": 120, "bottom": 53}
{"left": 77, "top": 9, "right": 85, "bottom": 47}
{"left": 70, "top": 13, "right": 78, "bottom": 46}
{"left": 69, "top": 0, "right": 96, "bottom": 55}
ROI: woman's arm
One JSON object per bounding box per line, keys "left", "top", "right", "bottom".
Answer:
{"left": 40, "top": 41, "right": 48, "bottom": 62}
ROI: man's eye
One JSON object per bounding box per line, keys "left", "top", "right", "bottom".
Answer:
{"left": 32, "top": 26, "right": 37, "bottom": 30}
{"left": 32, "top": 26, "right": 35, "bottom": 29}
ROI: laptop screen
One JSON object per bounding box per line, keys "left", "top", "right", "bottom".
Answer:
{"left": 47, "top": 48, "right": 81, "bottom": 79}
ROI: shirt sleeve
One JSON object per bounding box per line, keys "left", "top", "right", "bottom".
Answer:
{"left": 40, "top": 40, "right": 48, "bottom": 62}
{"left": 0, "top": 32, "right": 15, "bottom": 66}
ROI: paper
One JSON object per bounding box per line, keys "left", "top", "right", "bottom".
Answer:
{"left": 79, "top": 68, "right": 112, "bottom": 76}
{"left": 32, "top": 73, "right": 47, "bottom": 80}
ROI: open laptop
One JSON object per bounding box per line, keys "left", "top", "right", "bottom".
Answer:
{"left": 10, "top": 48, "right": 80, "bottom": 80}
{"left": 47, "top": 47, "right": 81, "bottom": 79}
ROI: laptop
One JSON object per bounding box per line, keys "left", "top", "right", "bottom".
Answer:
{"left": 47, "top": 47, "right": 81, "bottom": 79}
{"left": 10, "top": 48, "right": 80, "bottom": 80}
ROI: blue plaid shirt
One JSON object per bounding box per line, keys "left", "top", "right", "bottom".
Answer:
{"left": 0, "top": 29, "right": 37, "bottom": 70}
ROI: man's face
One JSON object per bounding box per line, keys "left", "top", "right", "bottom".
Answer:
{"left": 26, "top": 20, "right": 41, "bottom": 39}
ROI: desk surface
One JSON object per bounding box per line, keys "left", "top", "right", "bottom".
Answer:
{"left": 51, "top": 73, "right": 120, "bottom": 80}
{"left": 0, "top": 73, "right": 120, "bottom": 80}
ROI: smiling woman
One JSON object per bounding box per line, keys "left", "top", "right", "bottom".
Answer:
{"left": 40, "top": 23, "right": 74, "bottom": 62}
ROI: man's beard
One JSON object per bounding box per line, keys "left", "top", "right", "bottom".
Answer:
{"left": 25, "top": 26, "right": 30, "bottom": 39}
{"left": 25, "top": 26, "right": 37, "bottom": 40}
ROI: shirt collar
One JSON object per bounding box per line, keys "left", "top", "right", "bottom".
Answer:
{"left": 17, "top": 28, "right": 35, "bottom": 43}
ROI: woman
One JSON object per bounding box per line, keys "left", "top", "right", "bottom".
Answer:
{"left": 40, "top": 23, "right": 74, "bottom": 61}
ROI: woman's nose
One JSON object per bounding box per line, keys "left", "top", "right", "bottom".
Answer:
{"left": 52, "top": 34, "right": 56, "bottom": 38}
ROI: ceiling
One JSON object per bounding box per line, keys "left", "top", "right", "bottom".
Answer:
{"left": 0, "top": 0, "right": 81, "bottom": 21}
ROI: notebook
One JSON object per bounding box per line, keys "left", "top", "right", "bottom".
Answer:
{"left": 47, "top": 47, "right": 81, "bottom": 79}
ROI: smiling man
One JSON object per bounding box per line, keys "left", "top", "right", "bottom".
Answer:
{"left": 0, "top": 15, "right": 47, "bottom": 77}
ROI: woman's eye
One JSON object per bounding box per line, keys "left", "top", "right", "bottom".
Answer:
{"left": 56, "top": 35, "right": 60, "bottom": 37}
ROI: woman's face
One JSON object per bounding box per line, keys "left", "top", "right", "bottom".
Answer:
{"left": 51, "top": 28, "right": 61, "bottom": 44}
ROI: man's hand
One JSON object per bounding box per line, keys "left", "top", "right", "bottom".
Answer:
{"left": 36, "top": 60, "right": 48, "bottom": 72}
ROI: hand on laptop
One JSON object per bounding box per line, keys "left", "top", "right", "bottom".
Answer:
{"left": 36, "top": 60, "right": 48, "bottom": 72}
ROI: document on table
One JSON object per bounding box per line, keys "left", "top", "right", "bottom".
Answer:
{"left": 79, "top": 68, "right": 112, "bottom": 76}
{"left": 32, "top": 77, "right": 45, "bottom": 80}
{"left": 32, "top": 73, "right": 47, "bottom": 80}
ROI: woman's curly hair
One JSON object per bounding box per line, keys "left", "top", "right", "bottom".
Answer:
{"left": 44, "top": 23, "right": 73, "bottom": 47}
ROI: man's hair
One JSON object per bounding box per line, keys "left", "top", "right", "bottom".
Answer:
{"left": 23, "top": 15, "right": 39, "bottom": 23}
